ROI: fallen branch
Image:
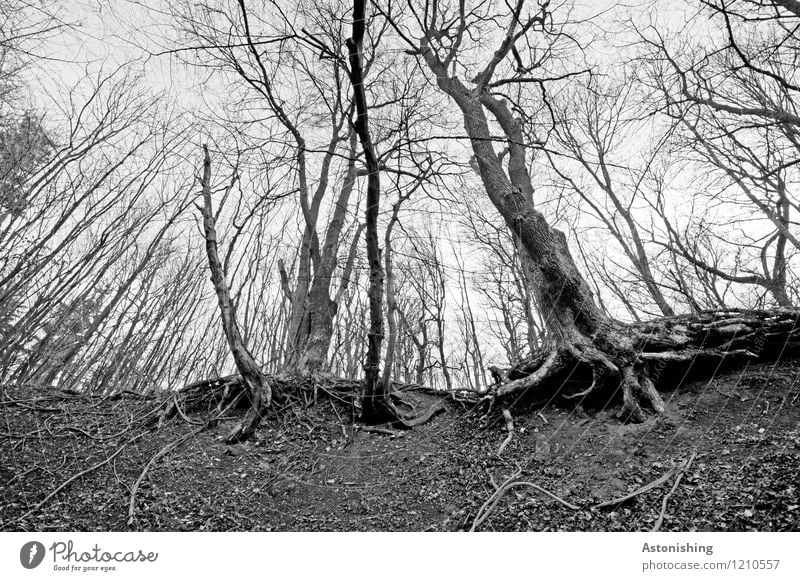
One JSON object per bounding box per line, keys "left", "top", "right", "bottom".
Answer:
{"left": 594, "top": 467, "right": 679, "bottom": 510}
{"left": 357, "top": 425, "right": 401, "bottom": 437}
{"left": 13, "top": 432, "right": 147, "bottom": 524}
{"left": 470, "top": 466, "right": 580, "bottom": 531}
{"left": 127, "top": 426, "right": 205, "bottom": 526}
{"left": 651, "top": 451, "right": 698, "bottom": 532}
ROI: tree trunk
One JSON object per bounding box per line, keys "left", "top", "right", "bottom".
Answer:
{"left": 432, "top": 73, "right": 800, "bottom": 419}
{"left": 201, "top": 146, "right": 271, "bottom": 443}
{"left": 282, "top": 135, "right": 361, "bottom": 374}
{"left": 418, "top": 49, "right": 665, "bottom": 420}
{"left": 347, "top": 0, "right": 396, "bottom": 423}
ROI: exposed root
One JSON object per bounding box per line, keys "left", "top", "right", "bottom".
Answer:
{"left": 494, "top": 350, "right": 564, "bottom": 397}
{"left": 638, "top": 348, "right": 758, "bottom": 363}
{"left": 652, "top": 451, "right": 697, "bottom": 532}
{"left": 618, "top": 366, "right": 665, "bottom": 423}
{"left": 594, "top": 465, "right": 679, "bottom": 510}
{"left": 470, "top": 466, "right": 580, "bottom": 531}
{"left": 561, "top": 375, "right": 598, "bottom": 401}
{"left": 13, "top": 432, "right": 148, "bottom": 525}
{"left": 398, "top": 400, "right": 446, "bottom": 428}
{"left": 468, "top": 450, "right": 703, "bottom": 531}
{"left": 128, "top": 427, "right": 203, "bottom": 526}
{"left": 157, "top": 373, "right": 447, "bottom": 440}
{"left": 224, "top": 381, "right": 270, "bottom": 444}
{"left": 158, "top": 374, "right": 244, "bottom": 428}
{"left": 357, "top": 425, "right": 402, "bottom": 437}
{"left": 496, "top": 408, "right": 514, "bottom": 456}
{"left": 484, "top": 308, "right": 800, "bottom": 424}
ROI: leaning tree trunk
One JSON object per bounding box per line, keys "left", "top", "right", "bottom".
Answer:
{"left": 418, "top": 48, "right": 671, "bottom": 421}
{"left": 418, "top": 46, "right": 800, "bottom": 420}
{"left": 200, "top": 146, "right": 271, "bottom": 442}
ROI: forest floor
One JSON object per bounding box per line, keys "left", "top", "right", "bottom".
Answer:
{"left": 1, "top": 359, "right": 799, "bottom": 532}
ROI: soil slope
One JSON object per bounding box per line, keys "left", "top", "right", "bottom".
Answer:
{"left": 1, "top": 360, "right": 799, "bottom": 531}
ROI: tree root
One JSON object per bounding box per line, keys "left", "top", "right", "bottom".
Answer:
{"left": 223, "top": 381, "right": 270, "bottom": 444}
{"left": 593, "top": 467, "right": 679, "bottom": 510}
{"left": 155, "top": 373, "right": 447, "bottom": 438}
{"left": 357, "top": 425, "right": 402, "bottom": 437}
{"left": 127, "top": 425, "right": 207, "bottom": 526}
{"left": 651, "top": 451, "right": 697, "bottom": 531}
{"left": 485, "top": 308, "right": 800, "bottom": 423}
{"left": 469, "top": 451, "right": 699, "bottom": 531}
{"left": 397, "top": 400, "right": 446, "bottom": 428}
{"left": 12, "top": 432, "right": 148, "bottom": 525}
{"left": 470, "top": 466, "right": 580, "bottom": 531}
{"left": 494, "top": 350, "right": 565, "bottom": 397}
{"left": 497, "top": 408, "right": 514, "bottom": 456}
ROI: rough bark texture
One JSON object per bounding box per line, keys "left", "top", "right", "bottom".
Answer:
{"left": 282, "top": 135, "right": 360, "bottom": 374}
{"left": 348, "top": 0, "right": 396, "bottom": 424}
{"left": 496, "top": 309, "right": 800, "bottom": 419}
{"left": 416, "top": 27, "right": 784, "bottom": 421}
{"left": 201, "top": 146, "right": 271, "bottom": 443}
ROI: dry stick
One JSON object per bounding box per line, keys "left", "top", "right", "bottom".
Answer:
{"left": 127, "top": 395, "right": 244, "bottom": 525}
{"left": 13, "top": 432, "right": 148, "bottom": 523}
{"left": 329, "top": 399, "right": 349, "bottom": 441}
{"left": 127, "top": 425, "right": 205, "bottom": 525}
{"left": 497, "top": 408, "right": 514, "bottom": 456}
{"left": 593, "top": 464, "right": 681, "bottom": 510}
{"left": 651, "top": 451, "right": 698, "bottom": 532}
{"left": 471, "top": 466, "right": 523, "bottom": 531}
{"left": 470, "top": 465, "right": 579, "bottom": 531}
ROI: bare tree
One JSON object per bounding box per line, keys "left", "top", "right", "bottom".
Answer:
{"left": 200, "top": 145, "right": 271, "bottom": 442}
{"left": 161, "top": 0, "right": 366, "bottom": 374}
{"left": 546, "top": 76, "right": 677, "bottom": 317}
{"left": 347, "top": 0, "right": 399, "bottom": 422}
{"left": 638, "top": 0, "right": 799, "bottom": 308}
{"left": 371, "top": 0, "right": 800, "bottom": 421}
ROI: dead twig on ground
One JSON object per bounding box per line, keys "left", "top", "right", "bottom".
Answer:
{"left": 594, "top": 466, "right": 680, "bottom": 510}
{"left": 127, "top": 426, "right": 205, "bottom": 526}
{"left": 470, "top": 466, "right": 580, "bottom": 531}
{"left": 651, "top": 451, "right": 698, "bottom": 532}
{"left": 12, "top": 433, "right": 148, "bottom": 524}
{"left": 357, "top": 425, "right": 402, "bottom": 437}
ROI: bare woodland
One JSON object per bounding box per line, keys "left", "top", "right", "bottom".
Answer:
{"left": 2, "top": 0, "right": 800, "bottom": 458}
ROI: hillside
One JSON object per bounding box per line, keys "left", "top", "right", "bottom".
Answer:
{"left": 1, "top": 360, "right": 799, "bottom": 532}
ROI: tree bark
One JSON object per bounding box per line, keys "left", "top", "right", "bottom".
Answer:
{"left": 201, "top": 145, "right": 271, "bottom": 443}
{"left": 418, "top": 35, "right": 664, "bottom": 420}
{"left": 348, "top": 0, "right": 396, "bottom": 423}
{"left": 499, "top": 308, "right": 800, "bottom": 408}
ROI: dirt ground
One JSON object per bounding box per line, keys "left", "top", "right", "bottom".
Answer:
{"left": 1, "top": 359, "right": 799, "bottom": 531}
